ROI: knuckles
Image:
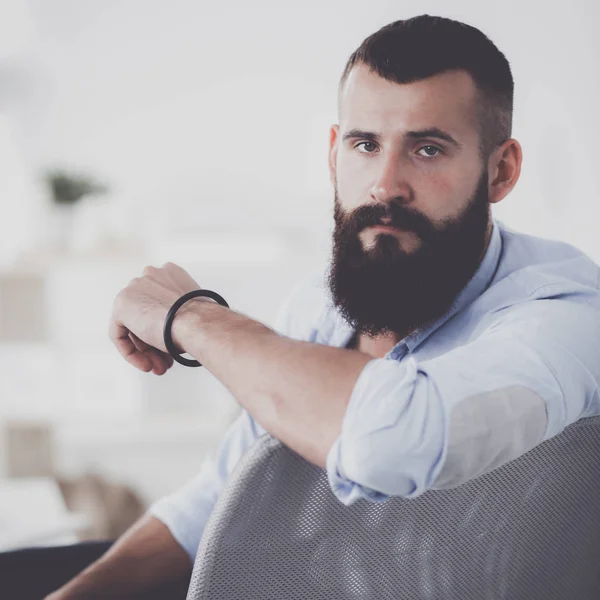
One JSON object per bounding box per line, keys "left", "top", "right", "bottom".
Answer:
{"left": 142, "top": 265, "right": 158, "bottom": 277}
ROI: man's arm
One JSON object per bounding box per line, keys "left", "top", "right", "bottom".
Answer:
{"left": 174, "top": 296, "right": 600, "bottom": 505}
{"left": 46, "top": 514, "right": 191, "bottom": 599}
{"left": 171, "top": 301, "right": 372, "bottom": 469}
{"left": 109, "top": 261, "right": 360, "bottom": 471}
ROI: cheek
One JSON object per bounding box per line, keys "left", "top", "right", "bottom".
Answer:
{"left": 336, "top": 156, "right": 372, "bottom": 210}
{"left": 428, "top": 157, "right": 482, "bottom": 199}
{"left": 432, "top": 177, "right": 454, "bottom": 198}
{"left": 418, "top": 174, "right": 468, "bottom": 218}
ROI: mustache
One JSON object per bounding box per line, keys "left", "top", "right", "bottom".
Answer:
{"left": 339, "top": 200, "right": 433, "bottom": 239}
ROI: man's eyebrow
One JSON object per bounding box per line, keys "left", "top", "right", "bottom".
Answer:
{"left": 342, "top": 127, "right": 462, "bottom": 148}
{"left": 342, "top": 129, "right": 380, "bottom": 143}
{"left": 406, "top": 127, "right": 462, "bottom": 148}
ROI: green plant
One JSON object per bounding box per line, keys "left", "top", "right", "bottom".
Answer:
{"left": 44, "top": 169, "right": 108, "bottom": 206}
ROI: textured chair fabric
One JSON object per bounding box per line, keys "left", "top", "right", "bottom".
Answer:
{"left": 186, "top": 416, "right": 600, "bottom": 600}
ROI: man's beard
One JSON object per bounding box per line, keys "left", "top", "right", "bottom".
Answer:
{"left": 326, "top": 168, "right": 491, "bottom": 339}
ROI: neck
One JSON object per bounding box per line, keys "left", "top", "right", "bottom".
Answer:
{"left": 348, "top": 329, "right": 406, "bottom": 358}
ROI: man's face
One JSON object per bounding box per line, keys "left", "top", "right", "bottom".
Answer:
{"left": 327, "top": 64, "right": 492, "bottom": 339}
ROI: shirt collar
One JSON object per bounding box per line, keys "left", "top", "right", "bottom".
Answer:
{"left": 328, "top": 215, "right": 504, "bottom": 355}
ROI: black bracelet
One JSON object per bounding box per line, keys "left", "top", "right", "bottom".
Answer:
{"left": 163, "top": 289, "right": 229, "bottom": 367}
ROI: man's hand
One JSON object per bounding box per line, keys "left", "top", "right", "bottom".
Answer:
{"left": 109, "top": 262, "right": 204, "bottom": 375}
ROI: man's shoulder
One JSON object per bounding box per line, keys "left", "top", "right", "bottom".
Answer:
{"left": 494, "top": 220, "right": 600, "bottom": 298}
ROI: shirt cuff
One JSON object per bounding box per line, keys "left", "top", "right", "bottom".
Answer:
{"left": 147, "top": 497, "right": 201, "bottom": 564}
{"left": 325, "top": 357, "right": 422, "bottom": 505}
{"left": 325, "top": 434, "right": 392, "bottom": 505}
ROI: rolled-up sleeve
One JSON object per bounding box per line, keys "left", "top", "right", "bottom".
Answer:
{"left": 326, "top": 298, "right": 600, "bottom": 505}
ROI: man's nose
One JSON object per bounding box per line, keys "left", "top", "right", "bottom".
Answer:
{"left": 370, "top": 151, "right": 410, "bottom": 205}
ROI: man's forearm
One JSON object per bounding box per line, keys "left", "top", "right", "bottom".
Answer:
{"left": 46, "top": 515, "right": 191, "bottom": 599}
{"left": 172, "top": 301, "right": 373, "bottom": 469}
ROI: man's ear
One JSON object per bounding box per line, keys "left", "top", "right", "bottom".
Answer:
{"left": 328, "top": 124, "right": 339, "bottom": 187}
{"left": 488, "top": 138, "right": 523, "bottom": 205}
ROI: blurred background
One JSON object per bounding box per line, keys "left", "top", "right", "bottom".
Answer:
{"left": 0, "top": 0, "right": 598, "bottom": 550}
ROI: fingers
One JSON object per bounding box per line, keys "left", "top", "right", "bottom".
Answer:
{"left": 109, "top": 320, "right": 174, "bottom": 375}
{"left": 129, "top": 333, "right": 174, "bottom": 376}
{"left": 109, "top": 320, "right": 154, "bottom": 372}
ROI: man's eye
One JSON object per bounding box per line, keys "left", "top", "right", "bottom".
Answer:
{"left": 355, "top": 141, "right": 377, "bottom": 153}
{"left": 417, "top": 145, "right": 442, "bottom": 158}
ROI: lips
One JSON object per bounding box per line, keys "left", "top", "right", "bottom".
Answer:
{"left": 371, "top": 224, "right": 401, "bottom": 232}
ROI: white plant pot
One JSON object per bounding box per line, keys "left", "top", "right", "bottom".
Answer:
{"left": 52, "top": 203, "right": 77, "bottom": 253}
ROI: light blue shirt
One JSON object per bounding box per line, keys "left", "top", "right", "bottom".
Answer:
{"left": 148, "top": 216, "right": 600, "bottom": 563}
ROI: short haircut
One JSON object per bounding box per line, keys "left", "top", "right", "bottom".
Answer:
{"left": 339, "top": 14, "right": 514, "bottom": 164}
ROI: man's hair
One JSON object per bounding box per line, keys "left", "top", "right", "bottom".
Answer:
{"left": 339, "top": 14, "right": 514, "bottom": 164}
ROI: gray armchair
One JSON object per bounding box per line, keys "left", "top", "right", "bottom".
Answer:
{"left": 186, "top": 416, "right": 600, "bottom": 599}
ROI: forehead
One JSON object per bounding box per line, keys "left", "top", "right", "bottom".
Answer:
{"left": 339, "top": 63, "right": 478, "bottom": 138}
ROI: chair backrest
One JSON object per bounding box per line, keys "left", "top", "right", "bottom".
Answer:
{"left": 186, "top": 416, "right": 600, "bottom": 600}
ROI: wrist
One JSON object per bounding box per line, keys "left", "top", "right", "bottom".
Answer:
{"left": 170, "top": 298, "right": 222, "bottom": 354}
